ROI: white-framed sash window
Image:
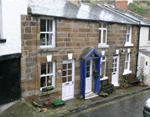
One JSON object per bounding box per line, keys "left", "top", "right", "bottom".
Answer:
{"left": 40, "top": 62, "right": 55, "bottom": 90}
{"left": 124, "top": 25, "right": 134, "bottom": 46}
{"left": 124, "top": 53, "right": 130, "bottom": 70}
{"left": 123, "top": 52, "right": 132, "bottom": 75}
{"left": 100, "top": 56, "right": 108, "bottom": 80}
{"left": 99, "top": 22, "right": 107, "bottom": 44}
{"left": 40, "top": 18, "right": 55, "bottom": 48}
{"left": 98, "top": 22, "right": 109, "bottom": 48}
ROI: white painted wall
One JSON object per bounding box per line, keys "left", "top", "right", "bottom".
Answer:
{"left": 128, "top": 0, "right": 133, "bottom": 4}
{"left": 0, "top": 0, "right": 28, "bottom": 56}
{"left": 137, "top": 52, "right": 150, "bottom": 85}
{"left": 139, "top": 27, "right": 149, "bottom": 47}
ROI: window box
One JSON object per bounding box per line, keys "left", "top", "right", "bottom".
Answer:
{"left": 42, "top": 86, "right": 54, "bottom": 92}
{"left": 39, "top": 88, "right": 59, "bottom": 96}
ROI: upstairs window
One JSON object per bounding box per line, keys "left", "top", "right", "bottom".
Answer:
{"left": 40, "top": 18, "right": 55, "bottom": 48}
{"left": 125, "top": 25, "right": 132, "bottom": 44}
{"left": 99, "top": 22, "right": 107, "bottom": 44}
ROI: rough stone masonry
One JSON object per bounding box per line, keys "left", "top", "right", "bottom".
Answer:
{"left": 21, "top": 14, "right": 138, "bottom": 102}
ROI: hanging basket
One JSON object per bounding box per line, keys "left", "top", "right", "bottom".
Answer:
{"left": 93, "top": 70, "right": 98, "bottom": 78}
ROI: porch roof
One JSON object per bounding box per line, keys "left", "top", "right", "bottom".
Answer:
{"left": 80, "top": 47, "right": 101, "bottom": 60}
{"left": 28, "top": 0, "right": 139, "bottom": 25}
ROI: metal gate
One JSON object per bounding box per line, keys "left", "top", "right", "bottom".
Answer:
{"left": 0, "top": 58, "right": 21, "bottom": 105}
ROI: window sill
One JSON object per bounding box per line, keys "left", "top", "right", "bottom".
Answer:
{"left": 123, "top": 70, "right": 132, "bottom": 75}
{"left": 0, "top": 39, "right": 6, "bottom": 43}
{"left": 39, "top": 88, "right": 59, "bottom": 96}
{"left": 38, "top": 48, "right": 59, "bottom": 53}
{"left": 124, "top": 43, "right": 134, "bottom": 47}
{"left": 100, "top": 76, "right": 108, "bottom": 81}
{"left": 98, "top": 43, "right": 109, "bottom": 48}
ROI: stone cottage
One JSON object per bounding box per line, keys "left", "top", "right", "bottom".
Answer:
{"left": 21, "top": 0, "right": 142, "bottom": 101}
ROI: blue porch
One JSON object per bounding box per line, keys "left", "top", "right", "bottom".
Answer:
{"left": 80, "top": 47, "right": 101, "bottom": 99}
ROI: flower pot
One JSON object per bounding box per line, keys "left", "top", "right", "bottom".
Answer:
{"left": 53, "top": 99, "right": 65, "bottom": 107}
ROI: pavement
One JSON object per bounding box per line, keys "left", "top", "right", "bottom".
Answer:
{"left": 0, "top": 86, "right": 150, "bottom": 117}
{"left": 74, "top": 90, "right": 150, "bottom": 117}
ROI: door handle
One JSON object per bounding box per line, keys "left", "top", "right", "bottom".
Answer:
{"left": 72, "top": 81, "right": 74, "bottom": 84}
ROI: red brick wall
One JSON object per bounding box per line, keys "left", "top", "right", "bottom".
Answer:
{"left": 115, "top": 1, "right": 128, "bottom": 10}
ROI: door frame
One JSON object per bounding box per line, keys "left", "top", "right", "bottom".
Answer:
{"left": 111, "top": 55, "right": 120, "bottom": 86}
{"left": 85, "top": 60, "right": 92, "bottom": 93}
{"left": 62, "top": 60, "right": 75, "bottom": 101}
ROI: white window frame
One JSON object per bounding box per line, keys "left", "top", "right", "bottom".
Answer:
{"left": 100, "top": 56, "right": 108, "bottom": 80}
{"left": 124, "top": 25, "right": 134, "bottom": 46}
{"left": 40, "top": 62, "right": 55, "bottom": 91}
{"left": 40, "top": 17, "right": 55, "bottom": 48}
{"left": 98, "top": 22, "right": 109, "bottom": 48}
{"left": 123, "top": 52, "right": 132, "bottom": 75}
{"left": 148, "top": 28, "right": 150, "bottom": 41}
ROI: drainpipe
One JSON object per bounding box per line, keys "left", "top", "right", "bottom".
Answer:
{"left": 135, "top": 21, "right": 141, "bottom": 79}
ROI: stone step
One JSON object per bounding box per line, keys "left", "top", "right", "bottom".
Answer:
{"left": 85, "top": 92, "right": 98, "bottom": 99}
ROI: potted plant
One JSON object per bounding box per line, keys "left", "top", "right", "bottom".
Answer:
{"left": 139, "top": 69, "right": 148, "bottom": 87}
{"left": 53, "top": 99, "right": 65, "bottom": 107}
{"left": 120, "top": 77, "right": 129, "bottom": 88}
{"left": 100, "top": 91, "right": 109, "bottom": 97}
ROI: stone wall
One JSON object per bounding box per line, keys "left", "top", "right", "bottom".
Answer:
{"left": 21, "top": 15, "right": 138, "bottom": 101}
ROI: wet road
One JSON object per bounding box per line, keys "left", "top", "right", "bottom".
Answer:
{"left": 75, "top": 90, "right": 150, "bottom": 117}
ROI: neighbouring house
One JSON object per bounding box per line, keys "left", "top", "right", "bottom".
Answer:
{"left": 20, "top": 0, "right": 144, "bottom": 102}
{"left": 137, "top": 25, "right": 150, "bottom": 85}
{"left": 0, "top": 0, "right": 28, "bottom": 105}
{"left": 103, "top": 5, "right": 150, "bottom": 85}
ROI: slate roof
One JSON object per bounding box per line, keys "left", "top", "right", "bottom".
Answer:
{"left": 104, "top": 4, "right": 150, "bottom": 26}
{"left": 28, "top": 0, "right": 139, "bottom": 25}
{"left": 80, "top": 47, "right": 93, "bottom": 60}
{"left": 139, "top": 49, "right": 150, "bottom": 57}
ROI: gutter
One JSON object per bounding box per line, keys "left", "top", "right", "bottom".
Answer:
{"left": 135, "top": 21, "right": 141, "bottom": 79}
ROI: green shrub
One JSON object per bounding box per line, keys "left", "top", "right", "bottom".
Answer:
{"left": 128, "top": 3, "right": 146, "bottom": 15}
{"left": 147, "top": 1, "right": 150, "bottom": 6}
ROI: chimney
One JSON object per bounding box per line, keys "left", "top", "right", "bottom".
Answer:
{"left": 115, "top": 0, "right": 128, "bottom": 10}
{"left": 66, "top": 0, "right": 81, "bottom": 5}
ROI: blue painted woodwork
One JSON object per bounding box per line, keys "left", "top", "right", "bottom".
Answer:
{"left": 80, "top": 48, "right": 101, "bottom": 99}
